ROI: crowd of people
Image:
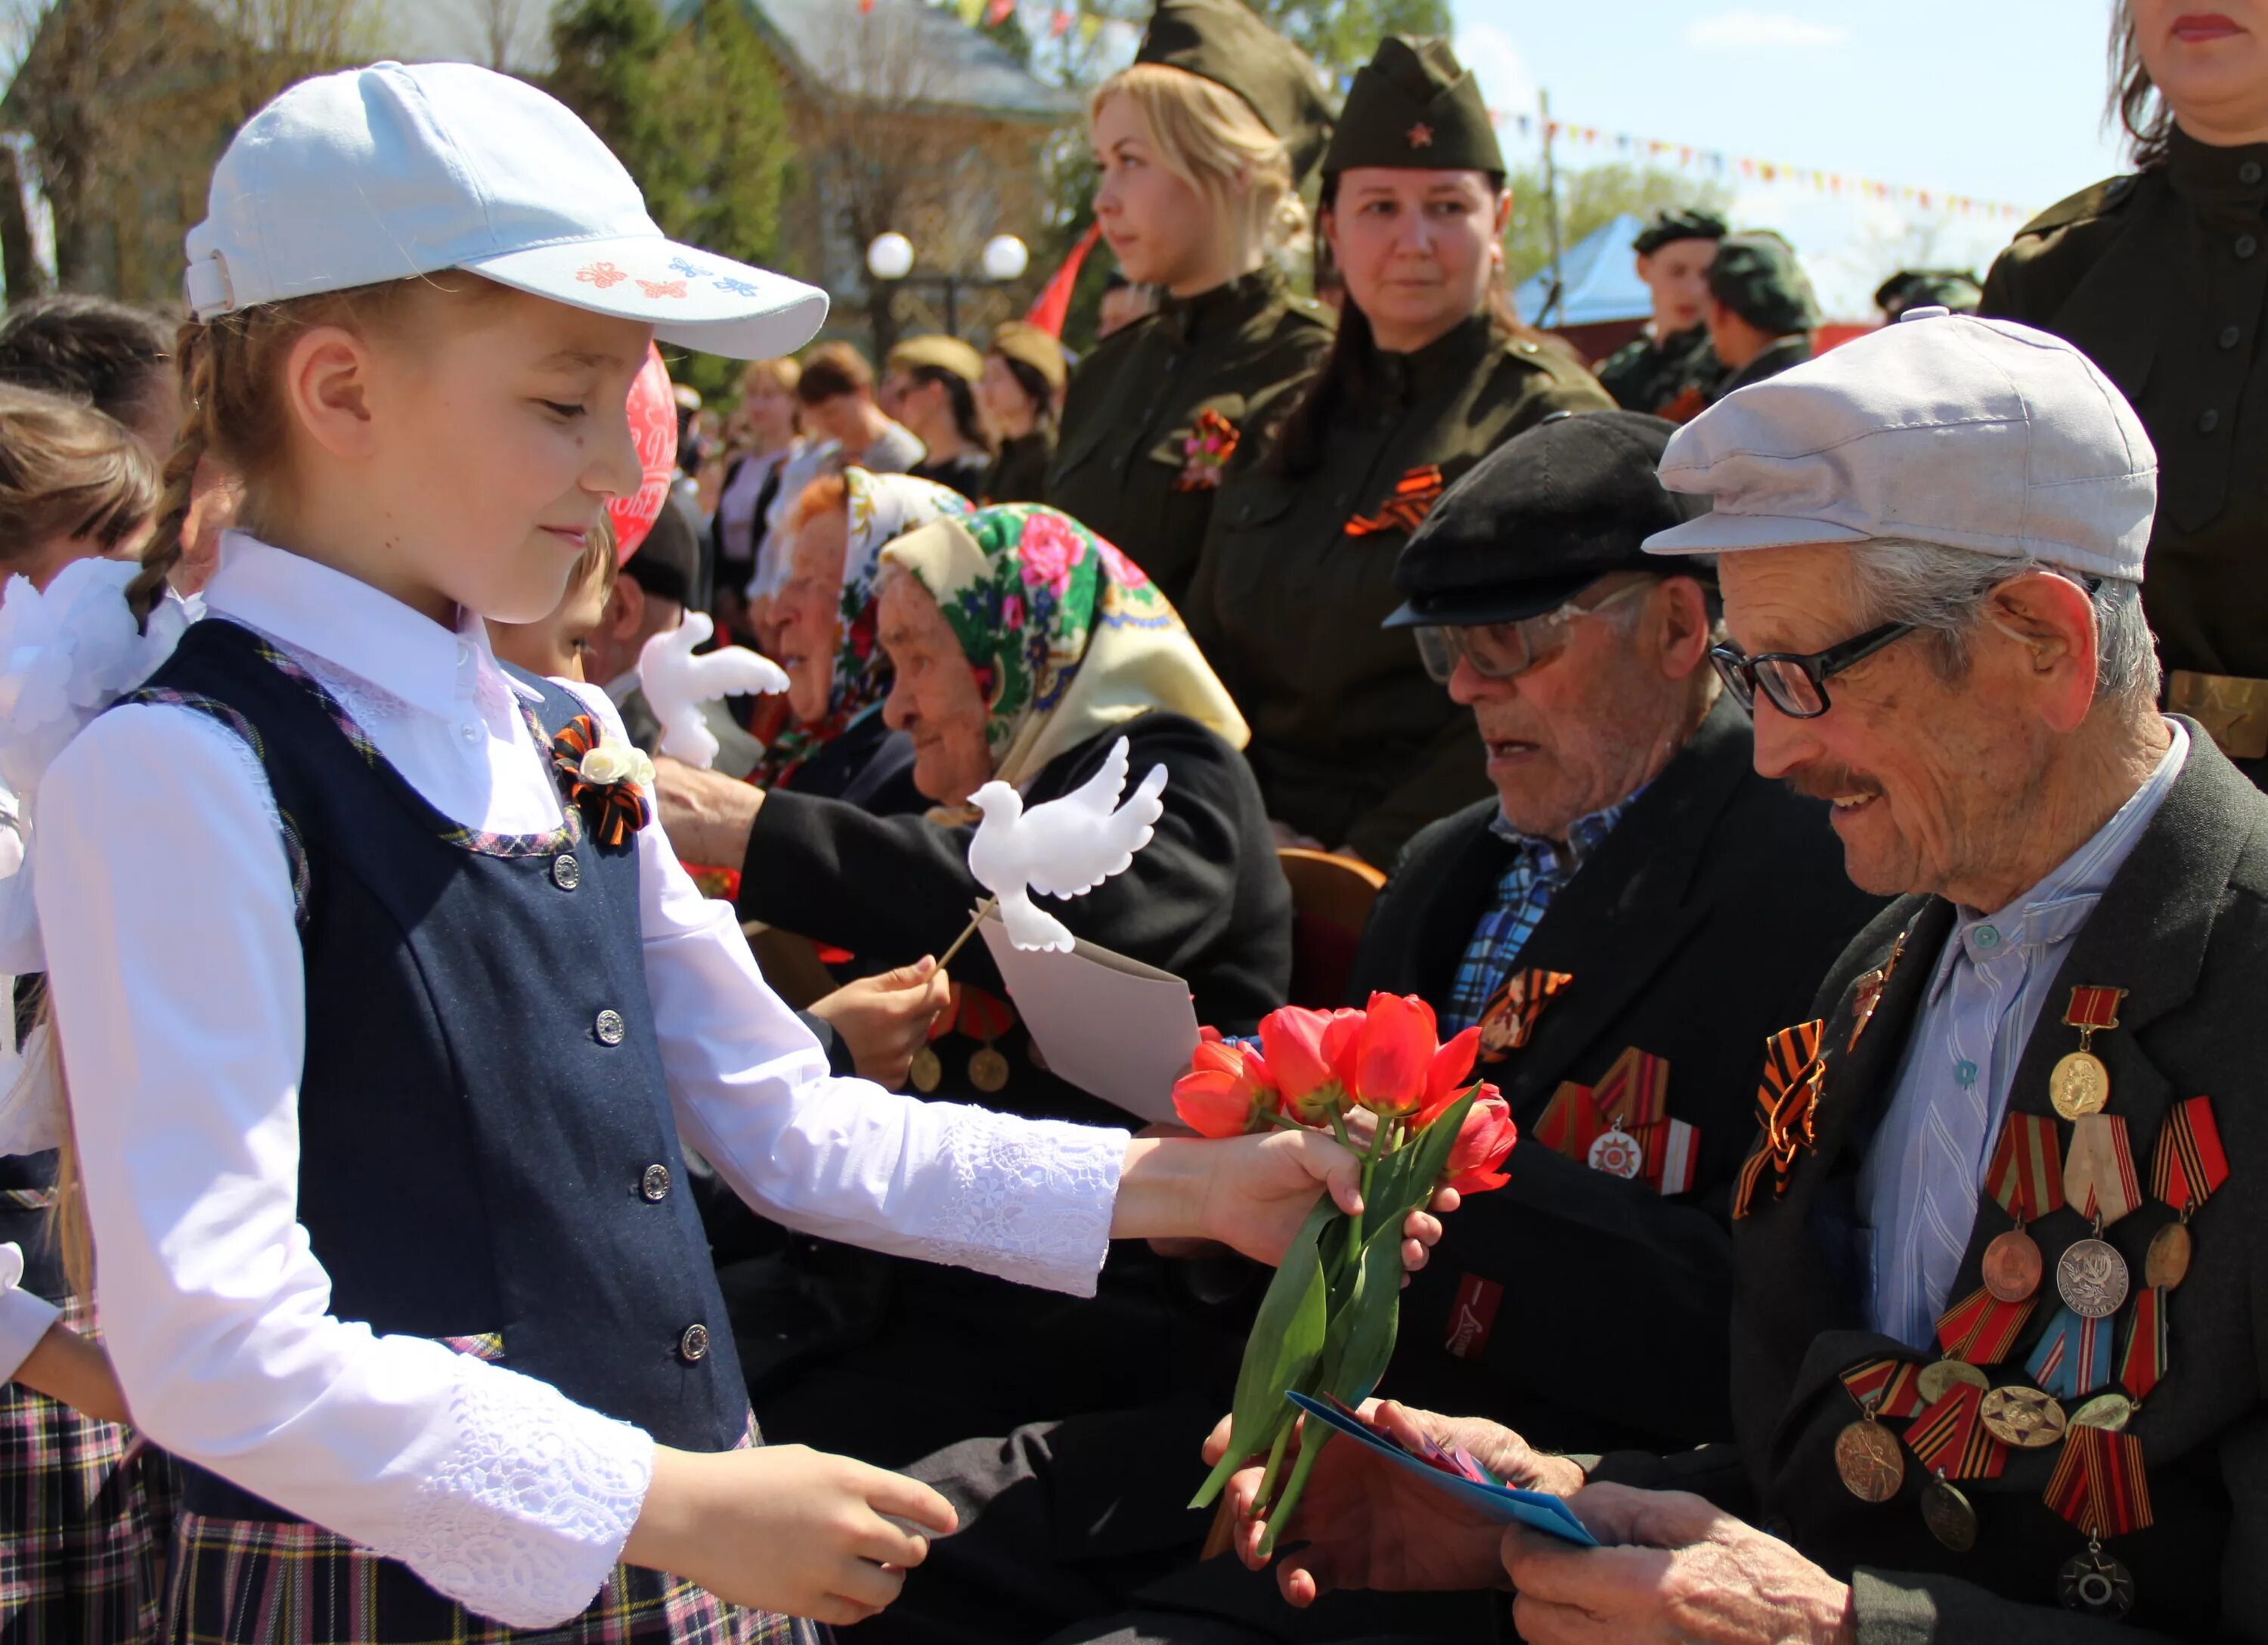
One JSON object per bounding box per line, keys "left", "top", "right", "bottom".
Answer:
{"left": 1, "top": 1, "right": 2266, "bottom": 1643}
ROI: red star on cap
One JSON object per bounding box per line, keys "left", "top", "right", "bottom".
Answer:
{"left": 1407, "top": 122, "right": 1434, "bottom": 148}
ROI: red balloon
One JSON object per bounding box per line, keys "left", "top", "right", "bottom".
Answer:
{"left": 609, "top": 344, "right": 680, "bottom": 562}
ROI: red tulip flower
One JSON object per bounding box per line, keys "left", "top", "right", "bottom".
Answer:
{"left": 1414, "top": 1025, "right": 1483, "bottom": 1129}
{"left": 1171, "top": 1039, "right": 1278, "bottom": 1138}
{"left": 1346, "top": 992, "right": 1443, "bottom": 1118}
{"left": 1259, "top": 1005, "right": 1358, "bottom": 1124}
{"left": 1445, "top": 1087, "right": 1518, "bottom": 1194}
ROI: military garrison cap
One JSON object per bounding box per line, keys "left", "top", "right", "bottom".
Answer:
{"left": 1707, "top": 232, "right": 1820, "bottom": 336}
{"left": 1135, "top": 0, "right": 1337, "bottom": 183}
{"left": 988, "top": 321, "right": 1068, "bottom": 394}
{"left": 1873, "top": 268, "right": 1983, "bottom": 320}
{"left": 1632, "top": 207, "right": 1727, "bottom": 256}
{"left": 886, "top": 333, "right": 984, "bottom": 383}
{"left": 1321, "top": 36, "right": 1503, "bottom": 176}
{"left": 1387, "top": 410, "right": 1713, "bottom": 627}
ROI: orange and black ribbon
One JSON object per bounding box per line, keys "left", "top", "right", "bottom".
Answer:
{"left": 1733, "top": 1020, "right": 1825, "bottom": 1218}
{"left": 1344, "top": 466, "right": 1446, "bottom": 537}
{"left": 550, "top": 713, "right": 650, "bottom": 849}
{"left": 2045, "top": 1424, "right": 2152, "bottom": 1538}
{"left": 1476, "top": 968, "right": 1572, "bottom": 1062}
{"left": 1845, "top": 929, "right": 1907, "bottom": 1052}
{"left": 1936, "top": 1285, "right": 2036, "bottom": 1365}
{"left": 1840, "top": 1357, "right": 1925, "bottom": 1420}
{"left": 2066, "top": 1114, "right": 2143, "bottom": 1228}
{"left": 2118, "top": 1286, "right": 2167, "bottom": 1404}
{"left": 2152, "top": 1095, "right": 2229, "bottom": 1216}
{"left": 1987, "top": 1112, "right": 2066, "bottom": 1223}
{"left": 1906, "top": 1381, "right": 2008, "bottom": 1481}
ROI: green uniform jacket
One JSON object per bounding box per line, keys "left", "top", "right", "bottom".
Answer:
{"left": 1597, "top": 321, "right": 1725, "bottom": 414}
{"left": 1981, "top": 130, "right": 2268, "bottom": 680}
{"left": 1046, "top": 265, "right": 1334, "bottom": 605}
{"left": 1185, "top": 311, "right": 1613, "bottom": 865}
{"left": 1712, "top": 332, "right": 1812, "bottom": 401}
{"left": 981, "top": 429, "right": 1054, "bottom": 504}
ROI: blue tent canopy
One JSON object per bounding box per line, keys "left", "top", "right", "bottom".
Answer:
{"left": 1513, "top": 212, "right": 1652, "bottom": 328}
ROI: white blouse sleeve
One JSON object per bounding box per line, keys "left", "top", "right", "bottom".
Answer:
{"left": 559, "top": 683, "right": 1129, "bottom": 1297}
{"left": 33, "top": 703, "right": 654, "bottom": 1631}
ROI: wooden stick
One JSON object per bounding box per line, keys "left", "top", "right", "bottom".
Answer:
{"left": 935, "top": 897, "right": 999, "bottom": 970}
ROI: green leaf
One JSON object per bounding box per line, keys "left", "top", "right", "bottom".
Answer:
{"left": 1328, "top": 1224, "right": 1408, "bottom": 1406}
{"left": 1188, "top": 1192, "right": 1339, "bottom": 1507}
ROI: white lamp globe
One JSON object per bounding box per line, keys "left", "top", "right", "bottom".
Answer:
{"left": 867, "top": 231, "right": 916, "bottom": 282}
{"left": 981, "top": 234, "right": 1030, "bottom": 282}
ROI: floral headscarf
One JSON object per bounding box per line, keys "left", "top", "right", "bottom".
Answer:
{"left": 878, "top": 503, "right": 1248, "bottom": 791}
{"left": 753, "top": 468, "right": 972, "bottom": 787}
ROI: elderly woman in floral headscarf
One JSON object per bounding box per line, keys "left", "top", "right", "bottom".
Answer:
{"left": 660, "top": 503, "right": 1292, "bottom": 1459}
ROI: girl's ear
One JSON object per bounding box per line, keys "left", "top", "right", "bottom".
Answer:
{"left": 280, "top": 325, "right": 380, "bottom": 460}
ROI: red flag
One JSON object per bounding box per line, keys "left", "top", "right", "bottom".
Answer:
{"left": 1024, "top": 222, "right": 1103, "bottom": 339}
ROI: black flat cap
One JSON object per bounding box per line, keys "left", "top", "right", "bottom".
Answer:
{"left": 1387, "top": 410, "right": 1714, "bottom": 627}
{"left": 1631, "top": 207, "right": 1727, "bottom": 256}
{"left": 1136, "top": 0, "right": 1337, "bottom": 184}
{"left": 624, "top": 496, "right": 702, "bottom": 608}
{"left": 1321, "top": 36, "right": 1503, "bottom": 176}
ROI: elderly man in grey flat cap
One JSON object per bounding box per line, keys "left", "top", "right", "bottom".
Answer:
{"left": 1210, "top": 309, "right": 2268, "bottom": 1642}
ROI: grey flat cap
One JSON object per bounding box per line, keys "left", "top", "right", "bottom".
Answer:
{"left": 1642, "top": 308, "right": 2158, "bottom": 581}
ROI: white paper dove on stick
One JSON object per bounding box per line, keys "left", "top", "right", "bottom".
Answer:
{"left": 637, "top": 612, "right": 790, "bottom": 770}
{"left": 966, "top": 736, "right": 1170, "bottom": 953}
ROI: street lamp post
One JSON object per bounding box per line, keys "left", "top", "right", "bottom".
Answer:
{"left": 866, "top": 231, "right": 1030, "bottom": 348}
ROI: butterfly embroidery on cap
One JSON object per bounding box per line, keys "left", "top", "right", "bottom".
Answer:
{"left": 576, "top": 260, "right": 628, "bottom": 289}
{"left": 637, "top": 278, "right": 689, "bottom": 299}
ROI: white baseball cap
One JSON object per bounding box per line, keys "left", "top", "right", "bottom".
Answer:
{"left": 184, "top": 60, "right": 828, "bottom": 361}
{"left": 1641, "top": 308, "right": 2158, "bottom": 582}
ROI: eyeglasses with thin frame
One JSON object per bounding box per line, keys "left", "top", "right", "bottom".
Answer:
{"left": 1707, "top": 621, "right": 1914, "bottom": 719}
{"left": 1414, "top": 577, "right": 1656, "bottom": 684}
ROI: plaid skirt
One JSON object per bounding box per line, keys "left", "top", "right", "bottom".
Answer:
{"left": 0, "top": 1295, "right": 181, "bottom": 1643}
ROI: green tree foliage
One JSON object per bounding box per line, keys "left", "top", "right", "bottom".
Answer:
{"left": 1501, "top": 160, "right": 1732, "bottom": 289}
{"left": 1246, "top": 0, "right": 1450, "bottom": 88}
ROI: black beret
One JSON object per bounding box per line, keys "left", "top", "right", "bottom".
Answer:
{"left": 1387, "top": 410, "right": 1713, "bottom": 628}
{"left": 1135, "top": 0, "right": 1337, "bottom": 184}
{"left": 1873, "top": 267, "right": 1983, "bottom": 319}
{"left": 1321, "top": 36, "right": 1502, "bottom": 177}
{"left": 1631, "top": 208, "right": 1728, "bottom": 256}
{"left": 624, "top": 495, "right": 702, "bottom": 608}
{"left": 1706, "top": 231, "right": 1820, "bottom": 335}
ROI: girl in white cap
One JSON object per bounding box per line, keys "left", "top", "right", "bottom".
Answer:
{"left": 14, "top": 61, "right": 1435, "bottom": 1645}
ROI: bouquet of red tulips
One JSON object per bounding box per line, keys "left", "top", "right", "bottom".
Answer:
{"left": 1174, "top": 993, "right": 1518, "bottom": 1551}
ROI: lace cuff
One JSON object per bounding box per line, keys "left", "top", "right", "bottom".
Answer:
{"left": 911, "top": 1108, "right": 1128, "bottom": 1296}
{"left": 390, "top": 1359, "right": 656, "bottom": 1631}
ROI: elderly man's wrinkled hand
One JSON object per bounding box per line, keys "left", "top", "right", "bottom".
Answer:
{"left": 652, "top": 753, "right": 764, "bottom": 867}
{"left": 1502, "top": 1484, "right": 1854, "bottom": 1645}
{"left": 1200, "top": 1399, "right": 1581, "bottom": 1607}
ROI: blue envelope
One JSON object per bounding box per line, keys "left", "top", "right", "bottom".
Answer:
{"left": 1284, "top": 1393, "right": 1600, "bottom": 1547}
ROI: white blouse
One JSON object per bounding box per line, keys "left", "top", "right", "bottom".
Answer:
{"left": 31, "top": 535, "right": 1129, "bottom": 1628}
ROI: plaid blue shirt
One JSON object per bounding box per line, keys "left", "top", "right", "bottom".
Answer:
{"left": 1442, "top": 795, "right": 1640, "bottom": 1032}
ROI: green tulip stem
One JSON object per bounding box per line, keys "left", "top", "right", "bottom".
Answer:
{"left": 1256, "top": 1425, "right": 1336, "bottom": 1560}
{"left": 1253, "top": 1419, "right": 1296, "bottom": 1518}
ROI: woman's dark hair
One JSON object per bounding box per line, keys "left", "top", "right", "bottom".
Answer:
{"left": 2109, "top": 2, "right": 2174, "bottom": 169}
{"left": 996, "top": 354, "right": 1057, "bottom": 433}
{"left": 1268, "top": 171, "right": 1534, "bottom": 479}
{"left": 912, "top": 364, "right": 995, "bottom": 454}
{"left": 0, "top": 295, "right": 172, "bottom": 428}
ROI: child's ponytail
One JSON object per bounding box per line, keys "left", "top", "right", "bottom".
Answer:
{"left": 127, "top": 317, "right": 209, "bottom": 630}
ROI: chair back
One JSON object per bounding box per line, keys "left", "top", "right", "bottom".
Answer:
{"left": 1276, "top": 847, "right": 1388, "bottom": 1008}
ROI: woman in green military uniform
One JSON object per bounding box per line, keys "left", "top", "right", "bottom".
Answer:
{"left": 1046, "top": 0, "right": 1337, "bottom": 604}
{"left": 1183, "top": 36, "right": 1612, "bottom": 867}
{"left": 978, "top": 321, "right": 1065, "bottom": 504}
{"left": 1983, "top": 0, "right": 2268, "bottom": 776}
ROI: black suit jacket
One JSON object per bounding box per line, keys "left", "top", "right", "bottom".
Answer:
{"left": 1599, "top": 725, "right": 2268, "bottom": 1641}
{"left": 1356, "top": 695, "right": 1885, "bottom": 1453}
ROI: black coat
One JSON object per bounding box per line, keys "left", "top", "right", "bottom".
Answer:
{"left": 1356, "top": 695, "right": 1885, "bottom": 1454}
{"left": 1597, "top": 724, "right": 2268, "bottom": 1642}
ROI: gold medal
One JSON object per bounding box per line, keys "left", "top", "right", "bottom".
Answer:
{"left": 1919, "top": 1476, "right": 1978, "bottom": 1551}
{"left": 1833, "top": 1415, "right": 1905, "bottom": 1503}
{"left": 2057, "top": 1236, "right": 2130, "bottom": 1320}
{"left": 2071, "top": 1392, "right": 2136, "bottom": 1432}
{"left": 1978, "top": 1385, "right": 2068, "bottom": 1448}
{"left": 2059, "top": 1543, "right": 2136, "bottom": 1619}
{"left": 1981, "top": 1226, "right": 2043, "bottom": 1303}
{"left": 2050, "top": 1050, "right": 2110, "bottom": 1120}
{"left": 968, "top": 1046, "right": 1011, "bottom": 1093}
{"left": 909, "top": 1046, "right": 943, "bottom": 1093}
{"left": 1586, "top": 1125, "right": 1644, "bottom": 1179}
{"left": 2145, "top": 1221, "right": 2192, "bottom": 1290}
{"left": 1916, "top": 1358, "right": 1989, "bottom": 1404}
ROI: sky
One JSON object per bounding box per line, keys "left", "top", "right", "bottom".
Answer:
{"left": 1448, "top": 1, "right": 2133, "bottom": 316}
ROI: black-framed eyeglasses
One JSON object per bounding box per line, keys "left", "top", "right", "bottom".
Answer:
{"left": 1709, "top": 621, "right": 1914, "bottom": 720}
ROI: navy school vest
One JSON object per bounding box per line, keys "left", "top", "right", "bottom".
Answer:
{"left": 125, "top": 618, "right": 749, "bottom": 1520}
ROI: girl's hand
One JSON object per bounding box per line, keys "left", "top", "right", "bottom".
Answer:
{"left": 808, "top": 959, "right": 953, "bottom": 1088}
{"left": 624, "top": 1443, "right": 957, "bottom": 1626}
{"left": 14, "top": 1321, "right": 132, "bottom": 1426}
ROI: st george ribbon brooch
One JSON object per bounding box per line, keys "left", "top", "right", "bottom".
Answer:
{"left": 552, "top": 713, "right": 655, "bottom": 849}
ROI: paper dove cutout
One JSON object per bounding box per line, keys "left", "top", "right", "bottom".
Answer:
{"left": 637, "top": 612, "right": 790, "bottom": 770}
{"left": 968, "top": 736, "right": 1170, "bottom": 953}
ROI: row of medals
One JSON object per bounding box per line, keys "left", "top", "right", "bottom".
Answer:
{"left": 1833, "top": 1039, "right": 2177, "bottom": 1616}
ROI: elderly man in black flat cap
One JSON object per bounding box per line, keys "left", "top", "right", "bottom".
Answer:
{"left": 848, "top": 411, "right": 1881, "bottom": 1645}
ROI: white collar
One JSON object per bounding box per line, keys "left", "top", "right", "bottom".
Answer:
{"left": 203, "top": 531, "right": 505, "bottom": 723}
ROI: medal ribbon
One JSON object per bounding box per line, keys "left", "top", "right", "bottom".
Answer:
{"left": 1935, "top": 1285, "right": 2036, "bottom": 1365}
{"left": 1839, "top": 1357, "right": 1925, "bottom": 1420}
{"left": 2118, "top": 1286, "right": 2167, "bottom": 1404}
{"left": 2044, "top": 1424, "right": 2153, "bottom": 1538}
{"left": 1905, "top": 1382, "right": 2008, "bottom": 1481}
{"left": 2065, "top": 1114, "right": 2143, "bottom": 1228}
{"left": 1479, "top": 968, "right": 1572, "bottom": 1055}
{"left": 1534, "top": 1082, "right": 1605, "bottom": 1160}
{"left": 2063, "top": 986, "right": 2127, "bottom": 1033}
{"left": 1637, "top": 1118, "right": 1698, "bottom": 1195}
{"left": 2025, "top": 1307, "right": 2115, "bottom": 1400}
{"left": 2151, "top": 1095, "right": 2229, "bottom": 1216}
{"left": 1986, "top": 1112, "right": 2066, "bottom": 1222}
{"left": 1843, "top": 930, "right": 1906, "bottom": 1053}
{"left": 1734, "top": 1020, "right": 1826, "bottom": 1218}
{"left": 1593, "top": 1047, "right": 1669, "bottom": 1127}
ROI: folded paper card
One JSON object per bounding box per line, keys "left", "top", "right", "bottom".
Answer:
{"left": 976, "top": 904, "right": 1195, "bottom": 1125}
{"left": 1284, "top": 1392, "right": 1600, "bottom": 1546}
